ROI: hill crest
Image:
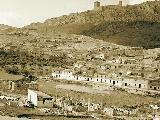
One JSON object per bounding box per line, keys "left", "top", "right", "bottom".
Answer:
{"left": 17, "top": 1, "right": 160, "bottom": 48}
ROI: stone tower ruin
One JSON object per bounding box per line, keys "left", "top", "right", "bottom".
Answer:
{"left": 118, "top": 0, "right": 123, "bottom": 6}
{"left": 94, "top": 1, "right": 101, "bottom": 10}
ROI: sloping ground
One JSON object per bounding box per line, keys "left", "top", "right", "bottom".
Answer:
{"left": 22, "top": 1, "right": 160, "bottom": 48}
{"left": 0, "top": 70, "right": 24, "bottom": 81}
{"left": 24, "top": 21, "right": 160, "bottom": 49}
{"left": 38, "top": 80, "right": 158, "bottom": 107}
{"left": 56, "top": 84, "right": 109, "bottom": 94}
{"left": 27, "top": 21, "right": 160, "bottom": 48}
{"left": 0, "top": 24, "right": 16, "bottom": 34}
{"left": 82, "top": 21, "right": 160, "bottom": 49}
{"left": 0, "top": 24, "right": 13, "bottom": 30}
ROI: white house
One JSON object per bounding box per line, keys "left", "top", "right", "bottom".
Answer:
{"left": 27, "top": 89, "right": 53, "bottom": 107}
{"left": 122, "top": 77, "right": 149, "bottom": 89}
{"left": 52, "top": 69, "right": 159, "bottom": 91}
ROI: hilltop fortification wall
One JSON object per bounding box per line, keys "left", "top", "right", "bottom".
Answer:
{"left": 27, "top": 1, "right": 160, "bottom": 30}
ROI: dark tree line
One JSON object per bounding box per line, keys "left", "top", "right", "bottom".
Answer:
{"left": 0, "top": 48, "right": 73, "bottom": 67}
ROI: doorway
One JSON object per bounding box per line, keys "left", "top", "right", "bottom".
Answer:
{"left": 113, "top": 81, "right": 115, "bottom": 85}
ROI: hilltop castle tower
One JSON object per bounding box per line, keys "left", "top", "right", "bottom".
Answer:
{"left": 118, "top": 0, "right": 123, "bottom": 6}
{"left": 94, "top": 1, "right": 101, "bottom": 10}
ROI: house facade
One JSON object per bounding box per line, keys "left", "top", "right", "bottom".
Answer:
{"left": 52, "top": 69, "right": 156, "bottom": 90}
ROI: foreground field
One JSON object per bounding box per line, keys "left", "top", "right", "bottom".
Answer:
{"left": 38, "top": 79, "right": 159, "bottom": 107}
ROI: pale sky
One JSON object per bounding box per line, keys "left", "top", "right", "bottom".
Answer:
{"left": 0, "top": 0, "right": 144, "bottom": 27}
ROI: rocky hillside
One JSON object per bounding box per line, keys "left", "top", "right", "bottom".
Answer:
{"left": 0, "top": 24, "right": 17, "bottom": 35}
{"left": 0, "top": 24, "right": 12, "bottom": 30}
{"left": 23, "top": 1, "right": 160, "bottom": 48}
{"left": 82, "top": 21, "right": 160, "bottom": 48}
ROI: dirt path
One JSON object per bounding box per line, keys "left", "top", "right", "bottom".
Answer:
{"left": 56, "top": 84, "right": 110, "bottom": 94}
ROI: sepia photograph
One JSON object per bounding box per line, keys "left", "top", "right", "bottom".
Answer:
{"left": 0, "top": 0, "right": 160, "bottom": 119}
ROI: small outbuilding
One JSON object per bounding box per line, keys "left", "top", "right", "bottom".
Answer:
{"left": 27, "top": 89, "right": 53, "bottom": 107}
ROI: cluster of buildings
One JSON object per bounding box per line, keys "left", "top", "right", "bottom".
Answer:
{"left": 1, "top": 31, "right": 160, "bottom": 92}
{"left": 51, "top": 46, "right": 160, "bottom": 91}
{"left": 52, "top": 68, "right": 160, "bottom": 91}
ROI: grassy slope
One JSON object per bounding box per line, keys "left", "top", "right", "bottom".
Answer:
{"left": 82, "top": 21, "right": 160, "bottom": 49}
{"left": 26, "top": 21, "right": 160, "bottom": 49}
{"left": 23, "top": 1, "right": 160, "bottom": 49}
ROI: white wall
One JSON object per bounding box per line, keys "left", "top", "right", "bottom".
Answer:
{"left": 52, "top": 71, "right": 87, "bottom": 81}
{"left": 122, "top": 79, "right": 149, "bottom": 89}
{"left": 28, "top": 89, "right": 38, "bottom": 106}
{"left": 52, "top": 70, "right": 149, "bottom": 90}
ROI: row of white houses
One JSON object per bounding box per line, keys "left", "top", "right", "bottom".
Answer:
{"left": 51, "top": 69, "right": 160, "bottom": 90}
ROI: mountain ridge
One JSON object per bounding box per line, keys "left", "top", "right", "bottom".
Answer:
{"left": 24, "top": 1, "right": 160, "bottom": 30}
{"left": 2, "top": 1, "right": 160, "bottom": 48}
